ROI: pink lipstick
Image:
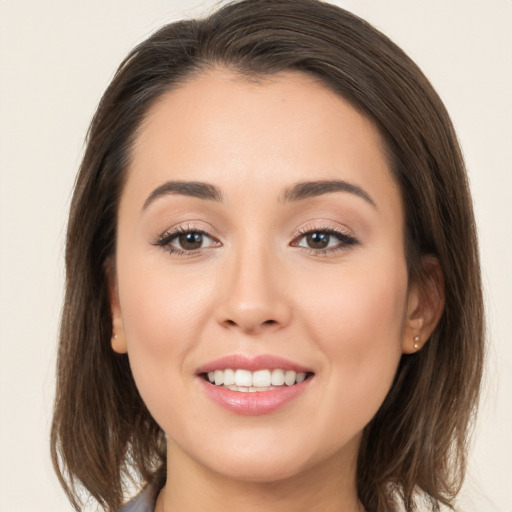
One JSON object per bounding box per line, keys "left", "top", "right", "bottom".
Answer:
{"left": 196, "top": 354, "right": 314, "bottom": 415}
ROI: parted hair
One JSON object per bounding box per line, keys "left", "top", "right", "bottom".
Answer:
{"left": 50, "top": 1, "right": 484, "bottom": 510}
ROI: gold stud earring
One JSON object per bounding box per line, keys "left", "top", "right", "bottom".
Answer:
{"left": 413, "top": 335, "right": 420, "bottom": 350}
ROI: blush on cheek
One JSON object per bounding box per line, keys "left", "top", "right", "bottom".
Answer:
{"left": 314, "top": 276, "right": 406, "bottom": 351}
{"left": 119, "top": 265, "right": 203, "bottom": 350}
{"left": 307, "top": 262, "right": 407, "bottom": 409}
{"left": 126, "top": 336, "right": 190, "bottom": 435}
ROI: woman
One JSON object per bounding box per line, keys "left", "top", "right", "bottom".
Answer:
{"left": 50, "top": 0, "right": 484, "bottom": 511}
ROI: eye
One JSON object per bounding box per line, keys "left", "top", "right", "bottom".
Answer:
{"left": 292, "top": 228, "right": 358, "bottom": 253}
{"left": 300, "top": 231, "right": 336, "bottom": 250}
{"left": 155, "top": 228, "right": 220, "bottom": 255}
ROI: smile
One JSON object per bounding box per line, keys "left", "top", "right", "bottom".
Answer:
{"left": 204, "top": 368, "right": 308, "bottom": 391}
{"left": 196, "top": 355, "right": 314, "bottom": 415}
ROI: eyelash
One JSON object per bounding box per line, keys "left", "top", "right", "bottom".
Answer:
{"left": 154, "top": 225, "right": 220, "bottom": 256}
{"left": 154, "top": 225, "right": 358, "bottom": 256}
{"left": 291, "top": 225, "right": 359, "bottom": 256}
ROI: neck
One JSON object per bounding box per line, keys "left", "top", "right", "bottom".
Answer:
{"left": 156, "top": 441, "right": 362, "bottom": 512}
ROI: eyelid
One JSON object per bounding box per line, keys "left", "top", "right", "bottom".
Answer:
{"left": 152, "top": 220, "right": 358, "bottom": 257}
{"left": 293, "top": 221, "right": 356, "bottom": 240}
{"left": 153, "top": 222, "right": 222, "bottom": 255}
{"left": 290, "top": 223, "right": 359, "bottom": 254}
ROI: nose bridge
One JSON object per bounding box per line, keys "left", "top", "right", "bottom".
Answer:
{"left": 216, "top": 234, "right": 290, "bottom": 332}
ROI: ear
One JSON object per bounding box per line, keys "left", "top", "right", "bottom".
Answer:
{"left": 107, "top": 265, "right": 127, "bottom": 354}
{"left": 402, "top": 255, "right": 445, "bottom": 354}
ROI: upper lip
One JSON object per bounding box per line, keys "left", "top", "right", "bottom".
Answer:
{"left": 196, "top": 354, "right": 313, "bottom": 374}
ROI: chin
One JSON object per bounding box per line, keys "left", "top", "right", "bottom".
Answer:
{"left": 213, "top": 456, "right": 309, "bottom": 483}
{"left": 185, "top": 431, "right": 355, "bottom": 485}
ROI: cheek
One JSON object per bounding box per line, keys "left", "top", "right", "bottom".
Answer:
{"left": 115, "top": 254, "right": 218, "bottom": 422}
{"left": 301, "top": 253, "right": 408, "bottom": 342}
{"left": 118, "top": 255, "right": 214, "bottom": 349}
{"left": 297, "top": 255, "right": 408, "bottom": 422}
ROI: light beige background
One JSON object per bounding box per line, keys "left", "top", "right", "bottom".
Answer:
{"left": 0, "top": 1, "right": 510, "bottom": 511}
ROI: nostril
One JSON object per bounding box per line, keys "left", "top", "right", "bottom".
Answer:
{"left": 222, "top": 318, "right": 278, "bottom": 331}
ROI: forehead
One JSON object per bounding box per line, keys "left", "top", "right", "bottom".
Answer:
{"left": 126, "top": 68, "right": 400, "bottom": 214}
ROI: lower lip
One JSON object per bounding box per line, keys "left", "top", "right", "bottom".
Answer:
{"left": 198, "top": 377, "right": 312, "bottom": 415}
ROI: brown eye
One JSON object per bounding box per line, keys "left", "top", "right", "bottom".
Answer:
{"left": 156, "top": 229, "right": 220, "bottom": 254}
{"left": 305, "top": 232, "right": 330, "bottom": 249}
{"left": 293, "top": 228, "right": 358, "bottom": 253}
{"left": 178, "top": 232, "right": 204, "bottom": 250}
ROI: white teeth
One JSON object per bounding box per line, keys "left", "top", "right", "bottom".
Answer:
{"left": 235, "top": 369, "right": 252, "bottom": 387}
{"left": 223, "top": 368, "right": 235, "bottom": 386}
{"left": 205, "top": 368, "right": 309, "bottom": 389}
{"left": 252, "top": 369, "right": 271, "bottom": 387}
{"left": 284, "top": 370, "right": 296, "bottom": 386}
{"left": 214, "top": 370, "right": 224, "bottom": 386}
{"left": 224, "top": 384, "right": 277, "bottom": 392}
{"left": 271, "top": 369, "right": 285, "bottom": 386}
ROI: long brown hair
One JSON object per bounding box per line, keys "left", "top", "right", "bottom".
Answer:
{"left": 51, "top": 1, "right": 484, "bottom": 510}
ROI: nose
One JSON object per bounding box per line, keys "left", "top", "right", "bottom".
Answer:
{"left": 215, "top": 245, "right": 292, "bottom": 334}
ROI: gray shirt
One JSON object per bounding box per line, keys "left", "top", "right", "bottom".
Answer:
{"left": 118, "top": 485, "right": 156, "bottom": 512}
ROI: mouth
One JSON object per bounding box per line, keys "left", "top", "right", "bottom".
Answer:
{"left": 200, "top": 368, "right": 313, "bottom": 392}
{"left": 196, "top": 354, "right": 315, "bottom": 414}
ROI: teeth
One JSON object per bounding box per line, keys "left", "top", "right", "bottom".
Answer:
{"left": 214, "top": 370, "right": 224, "bottom": 385}
{"left": 252, "top": 369, "right": 271, "bottom": 387}
{"left": 271, "top": 369, "right": 285, "bottom": 386}
{"left": 235, "top": 369, "right": 252, "bottom": 387}
{"left": 205, "top": 369, "right": 309, "bottom": 389}
{"left": 284, "top": 370, "right": 296, "bottom": 386}
{"left": 223, "top": 368, "right": 235, "bottom": 386}
{"left": 224, "top": 384, "right": 277, "bottom": 392}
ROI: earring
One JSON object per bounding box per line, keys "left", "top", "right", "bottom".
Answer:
{"left": 112, "top": 333, "right": 118, "bottom": 340}
{"left": 413, "top": 335, "right": 420, "bottom": 350}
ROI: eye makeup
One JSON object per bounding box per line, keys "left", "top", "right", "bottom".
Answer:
{"left": 153, "top": 224, "right": 221, "bottom": 256}
{"left": 152, "top": 222, "right": 359, "bottom": 258}
{"left": 291, "top": 225, "right": 359, "bottom": 257}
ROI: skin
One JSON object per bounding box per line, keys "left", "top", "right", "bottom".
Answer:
{"left": 110, "top": 69, "right": 442, "bottom": 512}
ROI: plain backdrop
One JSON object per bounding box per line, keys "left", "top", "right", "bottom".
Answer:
{"left": 0, "top": 1, "right": 511, "bottom": 511}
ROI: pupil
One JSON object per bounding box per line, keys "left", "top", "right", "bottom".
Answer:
{"left": 307, "top": 232, "right": 329, "bottom": 249}
{"left": 179, "top": 232, "right": 202, "bottom": 250}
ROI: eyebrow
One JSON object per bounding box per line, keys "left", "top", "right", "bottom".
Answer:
{"left": 282, "top": 180, "right": 376, "bottom": 208}
{"left": 142, "top": 178, "right": 376, "bottom": 211}
{"left": 142, "top": 181, "right": 222, "bottom": 210}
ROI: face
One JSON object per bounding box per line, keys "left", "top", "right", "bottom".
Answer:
{"left": 111, "top": 69, "right": 422, "bottom": 484}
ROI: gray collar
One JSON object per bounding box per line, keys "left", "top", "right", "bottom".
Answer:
{"left": 118, "top": 484, "right": 156, "bottom": 512}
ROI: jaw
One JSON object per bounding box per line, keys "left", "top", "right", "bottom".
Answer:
{"left": 163, "top": 429, "right": 362, "bottom": 512}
